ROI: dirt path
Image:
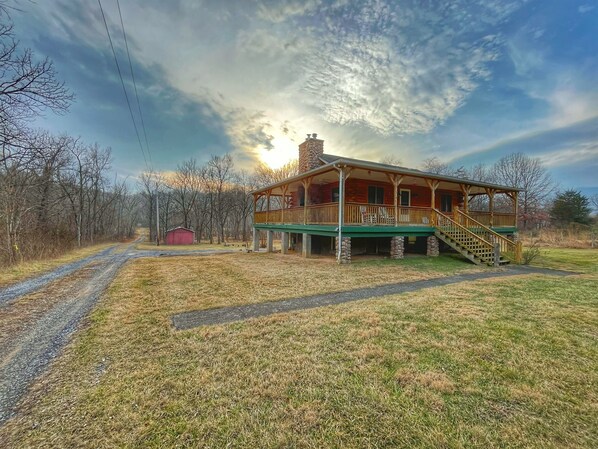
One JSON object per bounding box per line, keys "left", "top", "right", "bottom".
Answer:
{"left": 0, "top": 243, "right": 234, "bottom": 424}
{"left": 171, "top": 265, "right": 579, "bottom": 330}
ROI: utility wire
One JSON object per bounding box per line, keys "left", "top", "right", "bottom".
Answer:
{"left": 116, "top": 0, "right": 153, "bottom": 167}
{"left": 97, "top": 0, "right": 149, "bottom": 170}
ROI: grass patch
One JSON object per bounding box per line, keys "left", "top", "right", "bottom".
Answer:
{"left": 531, "top": 247, "right": 598, "bottom": 273}
{"left": 1, "top": 254, "right": 595, "bottom": 448}
{"left": 0, "top": 243, "right": 116, "bottom": 287}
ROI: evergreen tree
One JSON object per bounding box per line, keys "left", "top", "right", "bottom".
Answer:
{"left": 550, "top": 190, "right": 591, "bottom": 225}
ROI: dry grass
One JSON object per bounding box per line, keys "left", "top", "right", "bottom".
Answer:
{"left": 135, "top": 241, "right": 251, "bottom": 252}
{"left": 520, "top": 226, "right": 597, "bottom": 248}
{"left": 1, "top": 251, "right": 596, "bottom": 448}
{"left": 0, "top": 243, "right": 116, "bottom": 287}
{"left": 111, "top": 252, "right": 485, "bottom": 312}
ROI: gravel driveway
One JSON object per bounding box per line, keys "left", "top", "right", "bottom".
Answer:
{"left": 0, "top": 243, "right": 234, "bottom": 424}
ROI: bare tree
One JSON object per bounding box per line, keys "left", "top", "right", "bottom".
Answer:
{"left": 172, "top": 159, "right": 202, "bottom": 229}
{"left": 254, "top": 159, "right": 298, "bottom": 187}
{"left": 421, "top": 157, "right": 452, "bottom": 175}
{"left": 379, "top": 155, "right": 403, "bottom": 166}
{"left": 492, "top": 153, "right": 556, "bottom": 229}
{"left": 0, "top": 14, "right": 73, "bottom": 161}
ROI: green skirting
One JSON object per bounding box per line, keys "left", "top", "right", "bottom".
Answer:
{"left": 254, "top": 224, "right": 517, "bottom": 238}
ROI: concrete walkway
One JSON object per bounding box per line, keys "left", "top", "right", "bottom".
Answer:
{"left": 171, "top": 265, "right": 578, "bottom": 330}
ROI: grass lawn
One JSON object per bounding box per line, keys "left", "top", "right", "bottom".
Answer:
{"left": 531, "top": 247, "right": 598, "bottom": 274}
{"left": 1, "top": 252, "right": 596, "bottom": 448}
{"left": 135, "top": 241, "right": 251, "bottom": 252}
{"left": 0, "top": 242, "right": 117, "bottom": 287}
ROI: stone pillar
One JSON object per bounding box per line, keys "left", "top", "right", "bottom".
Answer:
{"left": 302, "top": 233, "right": 311, "bottom": 257}
{"left": 281, "top": 232, "right": 289, "bottom": 254}
{"left": 427, "top": 235, "right": 439, "bottom": 257}
{"left": 335, "top": 236, "right": 351, "bottom": 264}
{"left": 252, "top": 228, "right": 260, "bottom": 252}
{"left": 390, "top": 236, "right": 404, "bottom": 259}
{"left": 266, "top": 230, "right": 273, "bottom": 252}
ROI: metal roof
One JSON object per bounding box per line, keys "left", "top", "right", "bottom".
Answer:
{"left": 251, "top": 154, "right": 523, "bottom": 194}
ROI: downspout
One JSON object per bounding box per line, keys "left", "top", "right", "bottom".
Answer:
{"left": 334, "top": 164, "right": 345, "bottom": 263}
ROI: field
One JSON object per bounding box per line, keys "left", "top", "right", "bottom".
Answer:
{"left": 0, "top": 243, "right": 117, "bottom": 287}
{"left": 1, "top": 250, "right": 596, "bottom": 448}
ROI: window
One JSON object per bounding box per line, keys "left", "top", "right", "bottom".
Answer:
{"left": 298, "top": 186, "right": 305, "bottom": 206}
{"left": 331, "top": 187, "right": 339, "bottom": 202}
{"left": 441, "top": 194, "right": 452, "bottom": 212}
{"left": 400, "top": 189, "right": 411, "bottom": 207}
{"left": 368, "top": 186, "right": 384, "bottom": 204}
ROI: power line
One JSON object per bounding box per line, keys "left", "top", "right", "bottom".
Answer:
{"left": 97, "top": 0, "right": 149, "bottom": 170}
{"left": 116, "top": 0, "right": 153, "bottom": 167}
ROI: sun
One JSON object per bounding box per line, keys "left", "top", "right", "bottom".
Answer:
{"left": 257, "top": 136, "right": 297, "bottom": 169}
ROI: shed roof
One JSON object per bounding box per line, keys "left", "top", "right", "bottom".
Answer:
{"left": 165, "top": 226, "right": 195, "bottom": 234}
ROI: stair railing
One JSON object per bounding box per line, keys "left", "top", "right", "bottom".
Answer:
{"left": 455, "top": 209, "right": 522, "bottom": 264}
{"left": 434, "top": 209, "right": 497, "bottom": 263}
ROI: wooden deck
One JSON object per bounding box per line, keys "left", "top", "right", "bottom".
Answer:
{"left": 254, "top": 202, "right": 516, "bottom": 228}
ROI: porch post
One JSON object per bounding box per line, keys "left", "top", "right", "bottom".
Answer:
{"left": 302, "top": 177, "right": 312, "bottom": 225}
{"left": 266, "top": 190, "right": 271, "bottom": 224}
{"left": 459, "top": 184, "right": 471, "bottom": 214}
{"left": 426, "top": 179, "right": 440, "bottom": 225}
{"left": 513, "top": 191, "right": 519, "bottom": 227}
{"left": 387, "top": 174, "right": 404, "bottom": 226}
{"left": 281, "top": 185, "right": 288, "bottom": 224}
{"left": 486, "top": 188, "right": 495, "bottom": 227}
{"left": 337, "top": 166, "right": 345, "bottom": 263}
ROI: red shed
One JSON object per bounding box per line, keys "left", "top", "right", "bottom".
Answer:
{"left": 165, "top": 227, "right": 195, "bottom": 245}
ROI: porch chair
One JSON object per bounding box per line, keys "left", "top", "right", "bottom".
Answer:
{"left": 378, "top": 207, "right": 396, "bottom": 225}
{"left": 360, "top": 206, "right": 377, "bottom": 224}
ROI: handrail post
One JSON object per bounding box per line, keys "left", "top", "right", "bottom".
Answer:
{"left": 493, "top": 243, "right": 501, "bottom": 267}
{"left": 515, "top": 241, "right": 522, "bottom": 264}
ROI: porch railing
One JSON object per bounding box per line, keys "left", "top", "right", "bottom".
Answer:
{"left": 255, "top": 203, "right": 436, "bottom": 226}
{"left": 468, "top": 211, "right": 516, "bottom": 227}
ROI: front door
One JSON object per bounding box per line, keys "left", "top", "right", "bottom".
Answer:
{"left": 440, "top": 194, "right": 452, "bottom": 213}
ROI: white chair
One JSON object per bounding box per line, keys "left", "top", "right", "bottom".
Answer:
{"left": 379, "top": 207, "right": 395, "bottom": 225}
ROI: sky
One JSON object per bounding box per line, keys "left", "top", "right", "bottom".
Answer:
{"left": 9, "top": 0, "right": 598, "bottom": 194}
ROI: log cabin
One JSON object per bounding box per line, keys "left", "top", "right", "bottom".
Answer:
{"left": 252, "top": 134, "right": 522, "bottom": 265}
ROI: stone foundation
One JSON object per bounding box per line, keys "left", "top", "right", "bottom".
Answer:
{"left": 266, "top": 230, "right": 273, "bottom": 252}
{"left": 427, "top": 235, "right": 439, "bottom": 257}
{"left": 281, "top": 232, "right": 289, "bottom": 254}
{"left": 302, "top": 233, "right": 312, "bottom": 257}
{"left": 252, "top": 228, "right": 260, "bottom": 252}
{"left": 335, "top": 236, "right": 351, "bottom": 264}
{"left": 390, "top": 236, "right": 405, "bottom": 259}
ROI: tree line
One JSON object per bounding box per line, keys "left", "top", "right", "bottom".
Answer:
{"left": 0, "top": 5, "right": 141, "bottom": 265}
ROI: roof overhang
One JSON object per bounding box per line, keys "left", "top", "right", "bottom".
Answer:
{"left": 251, "top": 157, "right": 523, "bottom": 196}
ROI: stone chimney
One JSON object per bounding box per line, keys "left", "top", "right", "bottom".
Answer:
{"left": 298, "top": 133, "right": 324, "bottom": 173}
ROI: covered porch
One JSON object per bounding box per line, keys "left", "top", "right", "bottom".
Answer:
{"left": 253, "top": 162, "right": 520, "bottom": 230}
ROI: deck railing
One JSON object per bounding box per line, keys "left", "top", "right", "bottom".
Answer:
{"left": 255, "top": 203, "right": 435, "bottom": 226}
{"left": 255, "top": 204, "right": 517, "bottom": 228}
{"left": 468, "top": 211, "right": 516, "bottom": 227}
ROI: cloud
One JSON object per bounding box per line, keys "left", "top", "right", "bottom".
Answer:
{"left": 28, "top": 0, "right": 527, "bottom": 146}
{"left": 14, "top": 0, "right": 597, "bottom": 190}
{"left": 450, "top": 116, "right": 598, "bottom": 173}
{"left": 578, "top": 4, "right": 595, "bottom": 14}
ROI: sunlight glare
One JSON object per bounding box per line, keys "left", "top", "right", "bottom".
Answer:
{"left": 258, "top": 136, "right": 297, "bottom": 169}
